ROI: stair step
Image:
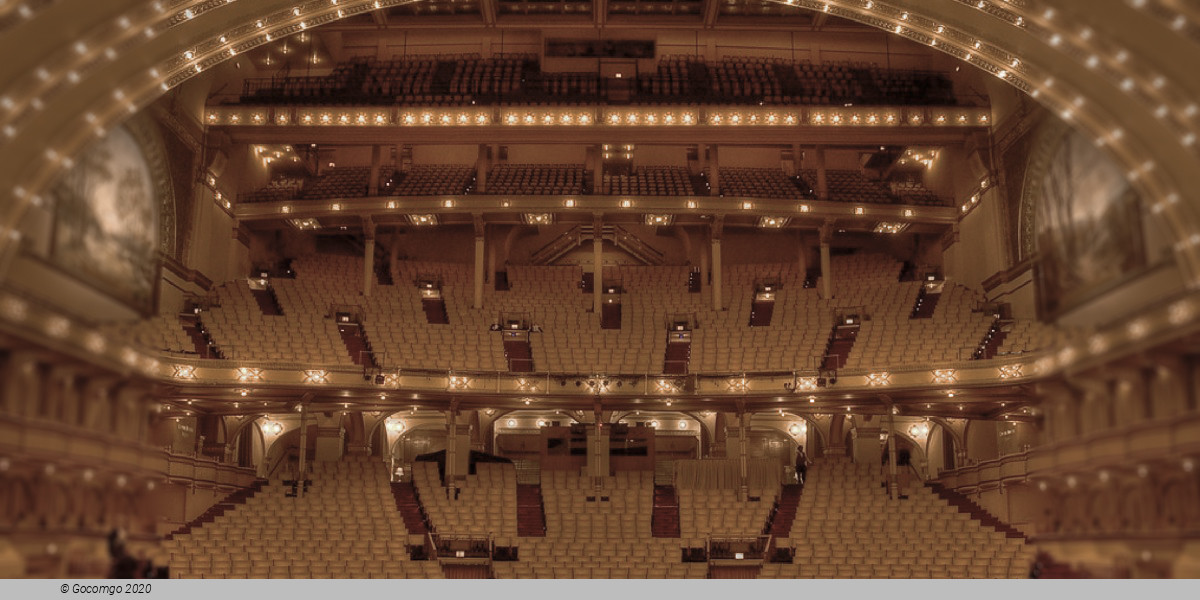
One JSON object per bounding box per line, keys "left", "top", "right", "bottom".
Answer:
{"left": 167, "top": 479, "right": 268, "bottom": 539}
{"left": 651, "top": 484, "right": 681, "bottom": 538}
{"left": 516, "top": 484, "right": 547, "bottom": 537}
{"left": 749, "top": 300, "right": 774, "bottom": 327}
{"left": 421, "top": 298, "right": 449, "bottom": 325}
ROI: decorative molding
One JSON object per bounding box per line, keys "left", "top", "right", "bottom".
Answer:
{"left": 981, "top": 258, "right": 1034, "bottom": 292}
{"left": 161, "top": 254, "right": 213, "bottom": 291}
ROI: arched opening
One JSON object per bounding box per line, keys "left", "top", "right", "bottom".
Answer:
{"left": 389, "top": 425, "right": 448, "bottom": 469}
{"left": 926, "top": 422, "right": 958, "bottom": 476}
{"left": 235, "top": 421, "right": 265, "bottom": 470}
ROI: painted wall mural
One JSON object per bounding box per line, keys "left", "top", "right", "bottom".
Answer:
{"left": 1025, "top": 124, "right": 1145, "bottom": 317}
{"left": 49, "top": 124, "right": 161, "bottom": 313}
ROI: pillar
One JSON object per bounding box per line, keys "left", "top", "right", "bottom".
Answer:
{"left": 589, "top": 145, "right": 603, "bottom": 195}
{"left": 229, "top": 224, "right": 243, "bottom": 283}
{"left": 297, "top": 403, "right": 308, "bottom": 493}
{"left": 885, "top": 413, "right": 898, "bottom": 499}
{"left": 363, "top": 238, "right": 375, "bottom": 297}
{"left": 445, "top": 408, "right": 457, "bottom": 492}
{"left": 711, "top": 412, "right": 727, "bottom": 458}
{"left": 737, "top": 411, "right": 749, "bottom": 500}
{"left": 487, "top": 236, "right": 497, "bottom": 289}
{"left": 476, "top": 144, "right": 489, "bottom": 193}
{"left": 469, "top": 411, "right": 483, "bottom": 452}
{"left": 819, "top": 221, "right": 833, "bottom": 300}
{"left": 699, "top": 238, "right": 709, "bottom": 296}
{"left": 473, "top": 234, "right": 485, "bottom": 309}
{"left": 588, "top": 403, "right": 608, "bottom": 489}
{"left": 368, "top": 145, "right": 381, "bottom": 196}
{"left": 707, "top": 145, "right": 720, "bottom": 196}
{"left": 711, "top": 237, "right": 723, "bottom": 311}
{"left": 814, "top": 145, "right": 828, "bottom": 201}
{"left": 593, "top": 215, "right": 603, "bottom": 313}
{"left": 363, "top": 219, "right": 377, "bottom": 297}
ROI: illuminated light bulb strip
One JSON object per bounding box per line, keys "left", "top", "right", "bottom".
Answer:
{"left": 0, "top": 0, "right": 65, "bottom": 35}
{"left": 4, "top": 0, "right": 1191, "bottom": 288}
{"left": 161, "top": 0, "right": 425, "bottom": 88}
{"left": 946, "top": 0, "right": 1199, "bottom": 151}
{"left": 0, "top": 277, "right": 1194, "bottom": 397}
{"left": 205, "top": 105, "right": 991, "bottom": 128}
{"left": 957, "top": 174, "right": 997, "bottom": 217}
{"left": 2, "top": 1, "right": 429, "bottom": 208}
{"left": 0, "top": 0, "right": 244, "bottom": 134}
{"left": 1130, "top": 0, "right": 1200, "bottom": 44}
{"left": 761, "top": 0, "right": 1198, "bottom": 184}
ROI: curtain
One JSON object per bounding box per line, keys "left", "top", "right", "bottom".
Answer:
{"left": 673, "top": 459, "right": 782, "bottom": 490}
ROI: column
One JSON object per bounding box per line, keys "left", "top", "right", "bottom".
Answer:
{"left": 706, "top": 145, "right": 720, "bottom": 196}
{"left": 711, "top": 237, "right": 723, "bottom": 311}
{"left": 589, "top": 145, "right": 603, "bottom": 195}
{"left": 487, "top": 236, "right": 497, "bottom": 291}
{"left": 588, "top": 403, "right": 608, "bottom": 490}
{"left": 593, "top": 214, "right": 603, "bottom": 313}
{"left": 885, "top": 413, "right": 898, "bottom": 499}
{"left": 363, "top": 219, "right": 376, "bottom": 297}
{"left": 711, "top": 412, "right": 727, "bottom": 458}
{"left": 473, "top": 233, "right": 485, "bottom": 309}
{"left": 814, "top": 146, "right": 828, "bottom": 201}
{"left": 363, "top": 239, "right": 376, "bottom": 298}
{"left": 297, "top": 403, "right": 308, "bottom": 495}
{"left": 798, "top": 233, "right": 807, "bottom": 282}
{"left": 737, "top": 411, "right": 749, "bottom": 500}
{"left": 470, "top": 410, "right": 483, "bottom": 452}
{"left": 819, "top": 221, "right": 833, "bottom": 300}
{"left": 368, "top": 145, "right": 381, "bottom": 196}
{"left": 445, "top": 407, "right": 457, "bottom": 494}
{"left": 476, "top": 144, "right": 489, "bottom": 193}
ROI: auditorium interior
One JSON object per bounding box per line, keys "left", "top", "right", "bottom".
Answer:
{"left": 1, "top": 0, "right": 1200, "bottom": 580}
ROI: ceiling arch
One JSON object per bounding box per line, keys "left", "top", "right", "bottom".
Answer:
{"left": 0, "top": 0, "right": 1198, "bottom": 288}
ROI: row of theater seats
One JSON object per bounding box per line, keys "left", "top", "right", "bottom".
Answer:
{"left": 692, "top": 263, "right": 829, "bottom": 373}
{"left": 500, "top": 469, "right": 705, "bottom": 578}
{"left": 127, "top": 253, "right": 1060, "bottom": 372}
{"left": 761, "top": 455, "right": 1036, "bottom": 578}
{"left": 163, "top": 454, "right": 1035, "bottom": 578}
{"left": 238, "top": 54, "right": 957, "bottom": 107}
{"left": 716, "top": 167, "right": 812, "bottom": 199}
{"left": 385, "top": 165, "right": 475, "bottom": 195}
{"left": 120, "top": 315, "right": 193, "bottom": 355}
{"left": 243, "top": 54, "right": 536, "bottom": 106}
{"left": 413, "top": 461, "right": 519, "bottom": 538}
{"left": 163, "top": 455, "right": 444, "bottom": 579}
{"left": 540, "top": 471, "right": 655, "bottom": 540}
{"left": 242, "top": 177, "right": 304, "bottom": 204}
{"left": 240, "top": 164, "right": 943, "bottom": 205}
{"left": 677, "top": 487, "right": 776, "bottom": 538}
{"left": 829, "top": 254, "right": 996, "bottom": 367}
{"left": 600, "top": 166, "right": 695, "bottom": 196}
{"left": 486, "top": 164, "right": 588, "bottom": 196}
{"left": 635, "top": 56, "right": 956, "bottom": 106}
{"left": 810, "top": 169, "right": 895, "bottom": 204}
{"left": 202, "top": 280, "right": 352, "bottom": 365}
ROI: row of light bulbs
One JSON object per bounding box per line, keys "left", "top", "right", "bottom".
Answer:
{"left": 271, "top": 199, "right": 925, "bottom": 221}
{"left": 767, "top": 0, "right": 1195, "bottom": 250}
{"left": 204, "top": 106, "right": 991, "bottom": 128}
{"left": 8, "top": 0, "right": 1194, "bottom": 251}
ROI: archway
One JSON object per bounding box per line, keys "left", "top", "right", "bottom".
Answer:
{"left": 388, "top": 424, "right": 449, "bottom": 467}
